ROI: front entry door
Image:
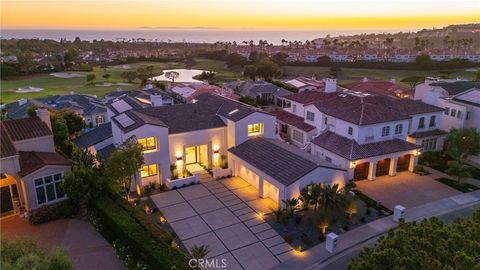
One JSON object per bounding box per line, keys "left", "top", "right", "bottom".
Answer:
{"left": 185, "top": 145, "right": 209, "bottom": 165}
{"left": 0, "top": 186, "right": 14, "bottom": 214}
{"left": 185, "top": 146, "right": 198, "bottom": 164}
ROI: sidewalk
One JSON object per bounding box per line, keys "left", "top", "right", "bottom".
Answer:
{"left": 272, "top": 190, "right": 480, "bottom": 270}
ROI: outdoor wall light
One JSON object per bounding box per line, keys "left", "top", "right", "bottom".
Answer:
{"left": 213, "top": 149, "right": 219, "bottom": 154}
{"left": 350, "top": 161, "right": 357, "bottom": 168}
{"left": 176, "top": 156, "right": 182, "bottom": 161}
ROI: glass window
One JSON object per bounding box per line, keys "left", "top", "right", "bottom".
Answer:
{"left": 324, "top": 117, "right": 328, "bottom": 125}
{"left": 418, "top": 117, "right": 425, "bottom": 128}
{"left": 466, "top": 112, "right": 470, "bottom": 120}
{"left": 429, "top": 116, "right": 436, "bottom": 127}
{"left": 138, "top": 137, "right": 157, "bottom": 151}
{"left": 292, "top": 104, "right": 297, "bottom": 113}
{"left": 34, "top": 173, "right": 64, "bottom": 205}
{"left": 96, "top": 115, "right": 105, "bottom": 125}
{"left": 140, "top": 164, "right": 158, "bottom": 178}
{"left": 421, "top": 138, "right": 438, "bottom": 151}
{"left": 247, "top": 123, "right": 263, "bottom": 135}
{"left": 292, "top": 130, "right": 304, "bottom": 143}
{"left": 348, "top": 127, "right": 353, "bottom": 135}
{"left": 395, "top": 124, "right": 403, "bottom": 134}
{"left": 450, "top": 109, "right": 456, "bottom": 117}
{"left": 381, "top": 126, "right": 390, "bottom": 137}
{"left": 444, "top": 107, "right": 450, "bottom": 115}
{"left": 306, "top": 111, "right": 315, "bottom": 121}
{"left": 325, "top": 156, "right": 332, "bottom": 163}
{"left": 457, "top": 111, "right": 463, "bottom": 119}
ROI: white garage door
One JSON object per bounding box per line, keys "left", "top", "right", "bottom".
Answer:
{"left": 263, "top": 180, "right": 279, "bottom": 204}
{"left": 236, "top": 163, "right": 259, "bottom": 189}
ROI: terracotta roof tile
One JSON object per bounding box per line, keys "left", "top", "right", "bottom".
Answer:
{"left": 408, "top": 129, "right": 448, "bottom": 139}
{"left": 18, "top": 151, "right": 71, "bottom": 177}
{"left": 1, "top": 117, "right": 52, "bottom": 141}
{"left": 272, "top": 110, "right": 315, "bottom": 132}
{"left": 345, "top": 80, "right": 413, "bottom": 97}
{"left": 0, "top": 127, "right": 18, "bottom": 158}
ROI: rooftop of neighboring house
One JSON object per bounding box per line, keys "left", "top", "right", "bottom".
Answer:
{"left": 285, "top": 91, "right": 443, "bottom": 125}
{"left": 452, "top": 88, "right": 480, "bottom": 107}
{"left": 1, "top": 116, "right": 52, "bottom": 142}
{"left": 272, "top": 110, "right": 315, "bottom": 132}
{"left": 344, "top": 78, "right": 413, "bottom": 98}
{"left": 172, "top": 83, "right": 240, "bottom": 103}
{"left": 224, "top": 80, "right": 292, "bottom": 97}
{"left": 228, "top": 137, "right": 345, "bottom": 186}
{"left": 111, "top": 93, "right": 269, "bottom": 134}
{"left": 430, "top": 81, "right": 480, "bottom": 96}
{"left": 18, "top": 151, "right": 71, "bottom": 177}
{"left": 106, "top": 88, "right": 173, "bottom": 114}
{"left": 75, "top": 122, "right": 113, "bottom": 148}
{"left": 285, "top": 76, "right": 324, "bottom": 89}
{"left": 312, "top": 131, "right": 421, "bottom": 160}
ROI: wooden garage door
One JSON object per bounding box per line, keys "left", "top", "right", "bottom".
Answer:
{"left": 354, "top": 163, "right": 369, "bottom": 181}
{"left": 397, "top": 155, "right": 410, "bottom": 172}
{"left": 376, "top": 159, "right": 391, "bottom": 177}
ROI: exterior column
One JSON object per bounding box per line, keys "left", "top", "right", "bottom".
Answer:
{"left": 258, "top": 178, "right": 264, "bottom": 198}
{"left": 408, "top": 154, "right": 418, "bottom": 172}
{"left": 389, "top": 158, "right": 398, "bottom": 176}
{"left": 368, "top": 161, "right": 377, "bottom": 180}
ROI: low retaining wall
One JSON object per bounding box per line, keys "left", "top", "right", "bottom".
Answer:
{"left": 166, "top": 173, "right": 200, "bottom": 189}
{"left": 213, "top": 167, "right": 232, "bottom": 179}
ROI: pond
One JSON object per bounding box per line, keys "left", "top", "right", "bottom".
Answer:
{"left": 151, "top": 69, "right": 206, "bottom": 83}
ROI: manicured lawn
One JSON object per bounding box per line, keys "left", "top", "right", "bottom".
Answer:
{"left": 0, "top": 61, "right": 182, "bottom": 103}
{"left": 192, "top": 58, "right": 244, "bottom": 82}
{"left": 282, "top": 66, "right": 476, "bottom": 87}
{"left": 435, "top": 177, "right": 479, "bottom": 193}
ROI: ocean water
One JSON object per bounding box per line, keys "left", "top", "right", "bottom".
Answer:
{"left": 1, "top": 29, "right": 372, "bottom": 45}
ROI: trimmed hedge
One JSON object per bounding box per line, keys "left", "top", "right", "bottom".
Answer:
{"left": 93, "top": 196, "right": 190, "bottom": 269}
{"left": 435, "top": 177, "right": 479, "bottom": 193}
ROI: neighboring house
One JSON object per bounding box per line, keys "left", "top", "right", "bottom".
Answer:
{"left": 285, "top": 76, "right": 324, "bottom": 92}
{"left": 345, "top": 78, "right": 413, "bottom": 99}
{"left": 274, "top": 90, "right": 445, "bottom": 181}
{"left": 3, "top": 94, "right": 108, "bottom": 128}
{"left": 74, "top": 122, "right": 114, "bottom": 161}
{"left": 108, "top": 93, "right": 346, "bottom": 208}
{"left": 224, "top": 80, "right": 292, "bottom": 106}
{"left": 104, "top": 87, "right": 174, "bottom": 108}
{"left": 414, "top": 77, "right": 479, "bottom": 102}
{"left": 0, "top": 109, "right": 71, "bottom": 216}
{"left": 171, "top": 83, "right": 239, "bottom": 103}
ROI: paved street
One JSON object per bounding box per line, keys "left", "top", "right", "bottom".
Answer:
{"left": 1, "top": 217, "right": 124, "bottom": 270}
{"left": 150, "top": 177, "right": 290, "bottom": 270}
{"left": 356, "top": 171, "right": 461, "bottom": 209}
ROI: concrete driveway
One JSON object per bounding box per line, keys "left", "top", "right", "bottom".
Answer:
{"left": 151, "top": 177, "right": 292, "bottom": 270}
{"left": 1, "top": 217, "right": 124, "bottom": 270}
{"left": 356, "top": 171, "right": 461, "bottom": 209}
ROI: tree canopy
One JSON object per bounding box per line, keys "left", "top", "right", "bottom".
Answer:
{"left": 444, "top": 128, "right": 480, "bottom": 165}
{"left": 349, "top": 209, "right": 480, "bottom": 270}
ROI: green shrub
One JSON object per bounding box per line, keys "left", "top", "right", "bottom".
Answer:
{"left": 93, "top": 196, "right": 189, "bottom": 269}
{"left": 413, "top": 165, "right": 430, "bottom": 176}
{"left": 29, "top": 199, "right": 77, "bottom": 224}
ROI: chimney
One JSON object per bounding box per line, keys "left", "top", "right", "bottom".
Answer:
{"left": 362, "top": 77, "right": 368, "bottom": 83}
{"left": 36, "top": 109, "right": 52, "bottom": 131}
{"left": 390, "top": 79, "right": 396, "bottom": 84}
{"left": 325, "top": 77, "right": 337, "bottom": 93}
{"left": 150, "top": 94, "right": 163, "bottom": 107}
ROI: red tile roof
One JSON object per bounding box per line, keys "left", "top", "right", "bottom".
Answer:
{"left": 1, "top": 117, "right": 52, "bottom": 141}
{"left": 18, "top": 151, "right": 71, "bottom": 177}
{"left": 272, "top": 110, "right": 315, "bottom": 132}
{"left": 312, "top": 131, "right": 420, "bottom": 160}
{"left": 345, "top": 80, "right": 413, "bottom": 98}
{"left": 0, "top": 127, "right": 18, "bottom": 158}
{"left": 408, "top": 129, "right": 448, "bottom": 139}
{"left": 284, "top": 91, "right": 326, "bottom": 104}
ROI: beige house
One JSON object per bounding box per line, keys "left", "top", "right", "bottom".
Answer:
{"left": 0, "top": 109, "right": 71, "bottom": 217}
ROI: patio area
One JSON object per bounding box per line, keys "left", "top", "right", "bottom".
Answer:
{"left": 150, "top": 177, "right": 295, "bottom": 270}
{"left": 356, "top": 171, "right": 462, "bottom": 209}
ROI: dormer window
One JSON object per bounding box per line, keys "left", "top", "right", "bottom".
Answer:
{"left": 248, "top": 123, "right": 263, "bottom": 136}
{"left": 306, "top": 111, "right": 315, "bottom": 121}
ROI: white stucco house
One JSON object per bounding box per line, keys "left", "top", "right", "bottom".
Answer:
{"left": 273, "top": 88, "right": 446, "bottom": 181}
{"left": 0, "top": 109, "right": 72, "bottom": 216}
{"left": 107, "top": 93, "right": 347, "bottom": 208}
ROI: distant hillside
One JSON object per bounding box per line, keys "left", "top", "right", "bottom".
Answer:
{"left": 313, "top": 24, "right": 480, "bottom": 50}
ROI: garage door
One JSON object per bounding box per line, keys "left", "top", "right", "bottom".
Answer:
{"left": 354, "top": 162, "right": 369, "bottom": 181}
{"left": 263, "top": 180, "right": 279, "bottom": 204}
{"left": 236, "top": 163, "right": 259, "bottom": 189}
{"left": 397, "top": 155, "right": 410, "bottom": 172}
{"left": 376, "top": 159, "right": 391, "bottom": 177}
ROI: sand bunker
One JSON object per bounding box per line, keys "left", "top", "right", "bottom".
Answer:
{"left": 96, "top": 82, "right": 114, "bottom": 87}
{"left": 116, "top": 82, "right": 132, "bottom": 86}
{"left": 16, "top": 86, "right": 44, "bottom": 93}
{"left": 50, "top": 72, "right": 84, "bottom": 78}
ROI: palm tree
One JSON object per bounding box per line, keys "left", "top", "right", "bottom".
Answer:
{"left": 282, "top": 198, "right": 300, "bottom": 216}
{"left": 271, "top": 208, "right": 283, "bottom": 223}
{"left": 189, "top": 245, "right": 210, "bottom": 260}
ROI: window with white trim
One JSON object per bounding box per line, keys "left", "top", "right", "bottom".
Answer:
{"left": 138, "top": 137, "right": 157, "bottom": 151}
{"left": 421, "top": 138, "right": 437, "bottom": 151}
{"left": 292, "top": 129, "right": 304, "bottom": 143}
{"left": 381, "top": 126, "right": 390, "bottom": 137}
{"left": 418, "top": 117, "right": 425, "bottom": 128}
{"left": 292, "top": 104, "right": 297, "bottom": 113}
{"left": 450, "top": 109, "right": 456, "bottom": 117}
{"left": 34, "top": 173, "right": 65, "bottom": 205}
{"left": 444, "top": 107, "right": 450, "bottom": 115}
{"left": 429, "top": 116, "right": 436, "bottom": 127}
{"left": 306, "top": 111, "right": 315, "bottom": 121}
{"left": 348, "top": 127, "right": 353, "bottom": 135}
{"left": 247, "top": 123, "right": 263, "bottom": 136}
{"left": 96, "top": 115, "right": 105, "bottom": 126}
{"left": 140, "top": 164, "right": 158, "bottom": 178}
{"left": 395, "top": 124, "right": 403, "bottom": 135}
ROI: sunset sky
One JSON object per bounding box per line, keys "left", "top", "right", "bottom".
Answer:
{"left": 2, "top": 0, "right": 479, "bottom": 30}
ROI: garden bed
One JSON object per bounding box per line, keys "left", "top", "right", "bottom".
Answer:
{"left": 264, "top": 193, "right": 389, "bottom": 251}
{"left": 435, "top": 177, "right": 479, "bottom": 193}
